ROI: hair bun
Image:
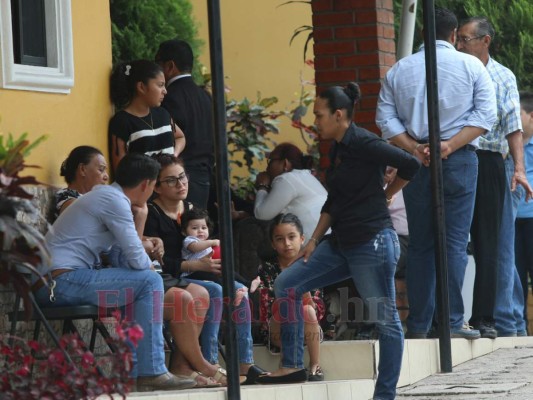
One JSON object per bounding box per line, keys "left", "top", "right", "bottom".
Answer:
{"left": 344, "top": 82, "right": 361, "bottom": 104}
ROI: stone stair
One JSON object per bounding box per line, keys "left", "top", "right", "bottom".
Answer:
{"left": 121, "top": 336, "right": 533, "bottom": 400}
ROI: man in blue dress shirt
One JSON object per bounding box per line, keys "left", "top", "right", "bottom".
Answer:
{"left": 376, "top": 7, "right": 497, "bottom": 339}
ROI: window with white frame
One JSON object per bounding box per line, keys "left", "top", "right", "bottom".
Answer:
{"left": 0, "top": 0, "right": 74, "bottom": 94}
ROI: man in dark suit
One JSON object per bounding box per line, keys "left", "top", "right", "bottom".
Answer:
{"left": 156, "top": 40, "right": 215, "bottom": 208}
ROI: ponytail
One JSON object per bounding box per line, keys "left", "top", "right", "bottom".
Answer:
{"left": 110, "top": 60, "right": 163, "bottom": 110}
{"left": 319, "top": 82, "right": 361, "bottom": 119}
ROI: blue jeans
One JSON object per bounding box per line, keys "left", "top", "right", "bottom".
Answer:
{"left": 274, "top": 229, "right": 402, "bottom": 400}
{"left": 494, "top": 157, "right": 526, "bottom": 334}
{"left": 515, "top": 217, "right": 533, "bottom": 327}
{"left": 184, "top": 279, "right": 254, "bottom": 365}
{"left": 403, "top": 146, "right": 478, "bottom": 333}
{"left": 34, "top": 268, "right": 166, "bottom": 378}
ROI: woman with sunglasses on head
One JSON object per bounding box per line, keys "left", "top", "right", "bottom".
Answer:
{"left": 254, "top": 143, "right": 328, "bottom": 244}
{"left": 256, "top": 83, "right": 420, "bottom": 400}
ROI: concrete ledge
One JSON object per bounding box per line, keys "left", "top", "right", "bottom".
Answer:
{"left": 123, "top": 336, "right": 533, "bottom": 400}
{"left": 120, "top": 379, "right": 376, "bottom": 400}
{"left": 250, "top": 341, "right": 377, "bottom": 380}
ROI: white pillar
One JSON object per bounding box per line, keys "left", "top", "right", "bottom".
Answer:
{"left": 397, "top": 0, "right": 418, "bottom": 60}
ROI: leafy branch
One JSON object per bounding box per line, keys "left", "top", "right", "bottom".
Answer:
{"left": 1, "top": 130, "right": 50, "bottom": 317}
{"left": 278, "top": 0, "right": 313, "bottom": 62}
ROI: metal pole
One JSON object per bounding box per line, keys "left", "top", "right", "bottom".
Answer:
{"left": 421, "top": 0, "right": 452, "bottom": 373}
{"left": 397, "top": 0, "right": 418, "bottom": 59}
{"left": 206, "top": 0, "right": 241, "bottom": 397}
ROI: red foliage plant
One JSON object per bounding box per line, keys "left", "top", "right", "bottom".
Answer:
{"left": 0, "top": 313, "right": 143, "bottom": 400}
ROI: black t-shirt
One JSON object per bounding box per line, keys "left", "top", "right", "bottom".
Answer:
{"left": 322, "top": 123, "right": 420, "bottom": 249}
{"left": 161, "top": 76, "right": 214, "bottom": 167}
{"left": 144, "top": 201, "right": 191, "bottom": 278}
{"left": 108, "top": 107, "right": 174, "bottom": 157}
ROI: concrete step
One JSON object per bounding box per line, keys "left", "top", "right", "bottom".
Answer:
{"left": 250, "top": 340, "right": 377, "bottom": 380}
{"left": 121, "top": 379, "right": 376, "bottom": 400}
{"left": 121, "top": 336, "right": 533, "bottom": 400}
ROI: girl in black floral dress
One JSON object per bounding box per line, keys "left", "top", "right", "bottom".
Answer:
{"left": 255, "top": 213, "right": 325, "bottom": 381}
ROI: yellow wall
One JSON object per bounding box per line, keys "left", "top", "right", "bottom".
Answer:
{"left": 0, "top": 1, "right": 112, "bottom": 185}
{"left": 192, "top": 1, "right": 315, "bottom": 160}
{"left": 1, "top": 1, "right": 313, "bottom": 185}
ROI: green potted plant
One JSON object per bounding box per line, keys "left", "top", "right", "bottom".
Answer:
{"left": 0, "top": 131, "right": 49, "bottom": 315}
{"left": 226, "top": 95, "right": 281, "bottom": 198}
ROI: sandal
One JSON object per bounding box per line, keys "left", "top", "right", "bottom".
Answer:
{"left": 136, "top": 372, "right": 197, "bottom": 391}
{"left": 211, "top": 366, "right": 227, "bottom": 386}
{"left": 308, "top": 365, "right": 324, "bottom": 382}
{"left": 183, "top": 371, "right": 221, "bottom": 388}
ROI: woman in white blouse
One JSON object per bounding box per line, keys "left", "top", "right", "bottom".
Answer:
{"left": 254, "top": 143, "right": 328, "bottom": 243}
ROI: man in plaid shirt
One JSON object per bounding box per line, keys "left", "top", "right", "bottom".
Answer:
{"left": 458, "top": 16, "right": 533, "bottom": 338}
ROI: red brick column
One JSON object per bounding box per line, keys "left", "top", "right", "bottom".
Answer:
{"left": 312, "top": 0, "right": 396, "bottom": 170}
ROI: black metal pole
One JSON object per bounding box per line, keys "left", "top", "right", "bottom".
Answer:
{"left": 206, "top": 0, "right": 241, "bottom": 397}
{"left": 421, "top": 0, "right": 452, "bottom": 373}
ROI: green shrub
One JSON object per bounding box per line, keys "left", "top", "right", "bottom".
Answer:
{"left": 393, "top": 0, "right": 533, "bottom": 90}
{"left": 110, "top": 0, "right": 204, "bottom": 80}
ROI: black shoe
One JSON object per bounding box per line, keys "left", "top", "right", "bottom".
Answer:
{"left": 474, "top": 320, "right": 497, "bottom": 339}
{"left": 308, "top": 365, "right": 324, "bottom": 382}
{"left": 256, "top": 369, "right": 307, "bottom": 384}
{"left": 497, "top": 331, "right": 517, "bottom": 337}
{"left": 427, "top": 326, "right": 440, "bottom": 339}
{"left": 268, "top": 344, "right": 281, "bottom": 355}
{"left": 241, "top": 365, "right": 269, "bottom": 385}
{"left": 405, "top": 331, "right": 427, "bottom": 339}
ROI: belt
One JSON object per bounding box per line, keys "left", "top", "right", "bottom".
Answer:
{"left": 476, "top": 149, "right": 508, "bottom": 158}
{"left": 31, "top": 269, "right": 73, "bottom": 292}
{"left": 416, "top": 139, "right": 475, "bottom": 152}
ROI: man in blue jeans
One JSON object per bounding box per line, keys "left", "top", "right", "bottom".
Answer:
{"left": 34, "top": 154, "right": 196, "bottom": 391}
{"left": 457, "top": 17, "right": 533, "bottom": 337}
{"left": 376, "top": 7, "right": 497, "bottom": 339}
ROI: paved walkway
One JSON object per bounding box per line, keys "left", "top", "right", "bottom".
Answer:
{"left": 397, "top": 344, "right": 533, "bottom": 399}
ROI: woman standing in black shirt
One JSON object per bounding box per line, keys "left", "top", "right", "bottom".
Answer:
{"left": 256, "top": 83, "right": 420, "bottom": 400}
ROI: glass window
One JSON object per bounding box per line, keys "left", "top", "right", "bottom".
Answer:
{"left": 11, "top": 0, "right": 48, "bottom": 67}
{"left": 0, "top": 0, "right": 74, "bottom": 93}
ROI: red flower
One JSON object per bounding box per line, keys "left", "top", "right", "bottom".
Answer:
{"left": 27, "top": 340, "right": 40, "bottom": 351}
{"left": 81, "top": 351, "right": 95, "bottom": 367}
{"left": 15, "top": 366, "right": 30, "bottom": 376}
{"left": 127, "top": 325, "right": 144, "bottom": 347}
